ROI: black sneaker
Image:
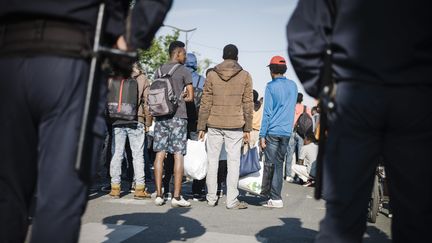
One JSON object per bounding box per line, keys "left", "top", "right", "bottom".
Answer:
{"left": 192, "top": 194, "right": 206, "bottom": 202}
{"left": 164, "top": 192, "right": 172, "bottom": 200}
{"left": 100, "top": 185, "right": 111, "bottom": 192}
{"left": 129, "top": 182, "right": 136, "bottom": 193}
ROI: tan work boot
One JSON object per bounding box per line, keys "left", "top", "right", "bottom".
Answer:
{"left": 134, "top": 185, "right": 151, "bottom": 200}
{"left": 109, "top": 184, "right": 121, "bottom": 198}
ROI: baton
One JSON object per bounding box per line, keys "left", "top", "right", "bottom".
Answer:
{"left": 75, "top": 3, "right": 137, "bottom": 182}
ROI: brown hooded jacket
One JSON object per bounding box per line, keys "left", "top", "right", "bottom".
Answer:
{"left": 197, "top": 59, "right": 253, "bottom": 131}
{"left": 131, "top": 65, "right": 153, "bottom": 127}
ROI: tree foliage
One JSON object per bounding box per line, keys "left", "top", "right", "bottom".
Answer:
{"left": 196, "top": 56, "right": 213, "bottom": 74}
{"left": 138, "top": 30, "right": 180, "bottom": 78}
{"left": 138, "top": 30, "right": 213, "bottom": 79}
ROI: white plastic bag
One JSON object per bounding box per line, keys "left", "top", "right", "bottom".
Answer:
{"left": 238, "top": 161, "right": 264, "bottom": 195}
{"left": 184, "top": 139, "right": 208, "bottom": 180}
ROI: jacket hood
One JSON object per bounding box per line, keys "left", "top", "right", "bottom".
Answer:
{"left": 213, "top": 59, "right": 243, "bottom": 82}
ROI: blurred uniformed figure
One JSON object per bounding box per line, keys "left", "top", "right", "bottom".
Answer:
{"left": 0, "top": 0, "right": 172, "bottom": 242}
{"left": 287, "top": 0, "right": 432, "bottom": 242}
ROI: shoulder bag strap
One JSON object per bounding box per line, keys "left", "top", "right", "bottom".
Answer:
{"left": 196, "top": 76, "right": 202, "bottom": 88}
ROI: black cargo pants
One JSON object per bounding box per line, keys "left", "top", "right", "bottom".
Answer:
{"left": 316, "top": 82, "right": 432, "bottom": 243}
{"left": 0, "top": 56, "right": 106, "bottom": 243}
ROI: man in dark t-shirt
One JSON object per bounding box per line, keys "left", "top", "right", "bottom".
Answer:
{"left": 152, "top": 41, "right": 194, "bottom": 207}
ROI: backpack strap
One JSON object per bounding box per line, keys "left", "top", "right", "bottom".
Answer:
{"left": 303, "top": 105, "right": 307, "bottom": 113}
{"left": 157, "top": 68, "right": 162, "bottom": 78}
{"left": 166, "top": 63, "right": 181, "bottom": 77}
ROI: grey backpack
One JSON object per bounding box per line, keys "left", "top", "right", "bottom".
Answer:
{"left": 148, "top": 64, "right": 181, "bottom": 117}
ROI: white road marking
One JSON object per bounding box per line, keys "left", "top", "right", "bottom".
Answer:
{"left": 194, "top": 232, "right": 266, "bottom": 243}
{"left": 105, "top": 198, "right": 151, "bottom": 205}
{"left": 79, "top": 223, "right": 146, "bottom": 243}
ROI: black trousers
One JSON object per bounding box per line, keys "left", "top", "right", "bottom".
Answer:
{"left": 192, "top": 160, "right": 227, "bottom": 195}
{"left": 163, "top": 153, "right": 174, "bottom": 193}
{"left": 316, "top": 82, "right": 432, "bottom": 243}
{"left": 0, "top": 56, "right": 106, "bottom": 243}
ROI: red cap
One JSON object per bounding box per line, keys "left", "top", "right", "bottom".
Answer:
{"left": 268, "top": 56, "right": 287, "bottom": 66}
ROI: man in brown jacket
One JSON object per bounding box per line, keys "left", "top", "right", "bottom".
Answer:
{"left": 108, "top": 63, "right": 152, "bottom": 199}
{"left": 198, "top": 44, "right": 253, "bottom": 209}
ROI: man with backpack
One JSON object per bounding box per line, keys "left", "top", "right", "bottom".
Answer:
{"left": 259, "top": 56, "right": 298, "bottom": 208}
{"left": 150, "top": 41, "right": 194, "bottom": 207}
{"left": 198, "top": 44, "right": 253, "bottom": 209}
{"left": 285, "top": 93, "right": 312, "bottom": 182}
{"left": 108, "top": 63, "right": 152, "bottom": 199}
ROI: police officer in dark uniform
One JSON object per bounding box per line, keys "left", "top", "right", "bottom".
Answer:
{"left": 0, "top": 0, "right": 172, "bottom": 242}
{"left": 287, "top": 0, "right": 432, "bottom": 242}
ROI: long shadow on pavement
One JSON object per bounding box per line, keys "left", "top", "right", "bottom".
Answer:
{"left": 255, "top": 218, "right": 391, "bottom": 243}
{"left": 256, "top": 218, "right": 316, "bottom": 243}
{"left": 102, "top": 208, "right": 206, "bottom": 243}
{"left": 364, "top": 225, "right": 391, "bottom": 243}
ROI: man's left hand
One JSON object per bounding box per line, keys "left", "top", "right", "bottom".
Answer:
{"left": 243, "top": 132, "right": 250, "bottom": 143}
{"left": 260, "top": 137, "right": 266, "bottom": 150}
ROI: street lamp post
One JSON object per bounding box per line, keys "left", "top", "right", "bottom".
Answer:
{"left": 162, "top": 24, "right": 197, "bottom": 50}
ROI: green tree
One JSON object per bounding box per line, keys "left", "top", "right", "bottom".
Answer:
{"left": 196, "top": 56, "right": 214, "bottom": 75}
{"left": 138, "top": 30, "right": 214, "bottom": 79}
{"left": 137, "top": 30, "right": 180, "bottom": 78}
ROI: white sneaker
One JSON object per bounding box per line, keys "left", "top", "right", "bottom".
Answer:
{"left": 171, "top": 196, "right": 191, "bottom": 208}
{"left": 154, "top": 196, "right": 164, "bottom": 206}
{"left": 263, "top": 199, "right": 284, "bottom": 208}
{"left": 207, "top": 200, "right": 217, "bottom": 207}
{"left": 151, "top": 188, "right": 164, "bottom": 199}
{"left": 285, "top": 177, "right": 295, "bottom": 183}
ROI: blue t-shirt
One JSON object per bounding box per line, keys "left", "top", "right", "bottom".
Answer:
{"left": 259, "top": 77, "right": 298, "bottom": 138}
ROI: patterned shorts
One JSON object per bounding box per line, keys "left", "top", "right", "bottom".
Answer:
{"left": 153, "top": 117, "right": 188, "bottom": 155}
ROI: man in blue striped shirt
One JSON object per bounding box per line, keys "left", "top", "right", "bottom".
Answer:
{"left": 259, "top": 56, "right": 298, "bottom": 208}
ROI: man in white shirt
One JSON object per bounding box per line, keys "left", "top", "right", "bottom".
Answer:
{"left": 292, "top": 132, "right": 318, "bottom": 186}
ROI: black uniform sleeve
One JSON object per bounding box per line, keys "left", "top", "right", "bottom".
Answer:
{"left": 286, "top": 0, "right": 334, "bottom": 98}
{"left": 104, "top": 0, "right": 129, "bottom": 45}
{"left": 130, "top": 0, "right": 173, "bottom": 49}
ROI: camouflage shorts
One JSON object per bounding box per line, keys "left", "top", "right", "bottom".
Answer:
{"left": 153, "top": 117, "right": 188, "bottom": 155}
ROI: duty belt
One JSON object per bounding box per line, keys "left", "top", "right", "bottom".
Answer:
{"left": 0, "top": 19, "right": 93, "bottom": 58}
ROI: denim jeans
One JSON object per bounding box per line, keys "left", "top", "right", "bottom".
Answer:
{"left": 264, "top": 135, "right": 290, "bottom": 200}
{"left": 110, "top": 123, "right": 145, "bottom": 186}
{"left": 285, "top": 132, "right": 303, "bottom": 178}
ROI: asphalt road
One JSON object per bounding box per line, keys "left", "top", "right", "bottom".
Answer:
{"left": 80, "top": 181, "right": 391, "bottom": 243}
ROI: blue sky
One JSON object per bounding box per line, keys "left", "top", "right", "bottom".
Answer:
{"left": 155, "top": 0, "right": 316, "bottom": 107}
